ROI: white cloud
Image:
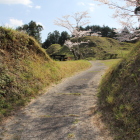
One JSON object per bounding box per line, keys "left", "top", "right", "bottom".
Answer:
{"left": 28, "top": 5, "right": 33, "bottom": 8}
{"left": 35, "top": 5, "right": 41, "bottom": 9}
{"left": 89, "top": 7, "right": 94, "bottom": 12}
{"left": 77, "top": 2, "right": 96, "bottom": 12}
{"left": 89, "top": 3, "right": 95, "bottom": 6}
{"left": 5, "top": 18, "right": 24, "bottom": 28}
{"left": 88, "top": 3, "right": 96, "bottom": 12}
{"left": 37, "top": 22, "right": 45, "bottom": 28}
{"left": 0, "top": 0, "right": 32, "bottom": 6}
{"left": 77, "top": 2, "right": 85, "bottom": 6}
{"left": 37, "top": 22, "right": 43, "bottom": 25}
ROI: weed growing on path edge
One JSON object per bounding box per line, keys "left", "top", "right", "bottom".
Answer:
{"left": 73, "top": 119, "right": 79, "bottom": 124}
{"left": 68, "top": 133, "right": 75, "bottom": 138}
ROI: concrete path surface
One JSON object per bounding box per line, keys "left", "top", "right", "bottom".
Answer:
{"left": 0, "top": 61, "right": 113, "bottom": 140}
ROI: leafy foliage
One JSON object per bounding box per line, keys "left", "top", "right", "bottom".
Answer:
{"left": 80, "top": 25, "right": 117, "bottom": 38}
{"left": 16, "top": 20, "right": 43, "bottom": 43}
{"left": 59, "top": 31, "right": 70, "bottom": 45}
{"left": 42, "top": 31, "right": 70, "bottom": 49}
{"left": 46, "top": 44, "right": 61, "bottom": 55}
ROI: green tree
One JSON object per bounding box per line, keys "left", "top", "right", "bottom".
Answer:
{"left": 101, "top": 26, "right": 112, "bottom": 37}
{"left": 42, "top": 30, "right": 70, "bottom": 49}
{"left": 58, "top": 31, "right": 70, "bottom": 45}
{"left": 82, "top": 25, "right": 116, "bottom": 38}
{"left": 16, "top": 20, "right": 43, "bottom": 43}
{"left": 42, "top": 30, "right": 60, "bottom": 49}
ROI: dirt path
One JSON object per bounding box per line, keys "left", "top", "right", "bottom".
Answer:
{"left": 0, "top": 61, "right": 113, "bottom": 140}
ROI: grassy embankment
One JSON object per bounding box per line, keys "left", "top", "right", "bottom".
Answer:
{"left": 98, "top": 41, "right": 140, "bottom": 139}
{"left": 0, "top": 27, "right": 91, "bottom": 121}
{"left": 58, "top": 36, "right": 133, "bottom": 60}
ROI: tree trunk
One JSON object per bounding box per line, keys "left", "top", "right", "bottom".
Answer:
{"left": 71, "top": 49, "right": 78, "bottom": 60}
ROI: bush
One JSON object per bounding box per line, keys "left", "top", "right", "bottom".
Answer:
{"left": 46, "top": 44, "right": 61, "bottom": 55}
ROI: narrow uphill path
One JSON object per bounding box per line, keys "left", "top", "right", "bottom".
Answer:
{"left": 0, "top": 61, "right": 113, "bottom": 140}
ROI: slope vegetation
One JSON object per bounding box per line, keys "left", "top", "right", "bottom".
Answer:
{"left": 0, "top": 27, "right": 91, "bottom": 121}
{"left": 98, "top": 41, "right": 140, "bottom": 139}
{"left": 59, "top": 36, "right": 133, "bottom": 60}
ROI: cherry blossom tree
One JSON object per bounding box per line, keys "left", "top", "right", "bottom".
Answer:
{"left": 93, "top": 0, "right": 140, "bottom": 29}
{"left": 54, "top": 11, "right": 90, "bottom": 34}
{"left": 54, "top": 11, "right": 91, "bottom": 60}
{"left": 115, "top": 26, "right": 140, "bottom": 42}
{"left": 64, "top": 40, "right": 90, "bottom": 60}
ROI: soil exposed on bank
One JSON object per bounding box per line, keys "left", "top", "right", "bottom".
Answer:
{"left": 0, "top": 61, "right": 113, "bottom": 140}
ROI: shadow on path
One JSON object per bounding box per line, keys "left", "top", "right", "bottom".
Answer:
{"left": 0, "top": 61, "right": 113, "bottom": 140}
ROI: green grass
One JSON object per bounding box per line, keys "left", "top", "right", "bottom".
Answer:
{"left": 69, "top": 36, "right": 133, "bottom": 60}
{"left": 97, "top": 41, "right": 140, "bottom": 139}
{"left": 100, "top": 59, "right": 121, "bottom": 67}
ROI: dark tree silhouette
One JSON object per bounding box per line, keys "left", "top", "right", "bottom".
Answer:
{"left": 16, "top": 20, "right": 43, "bottom": 43}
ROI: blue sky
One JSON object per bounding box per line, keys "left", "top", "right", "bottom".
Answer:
{"left": 0, "top": 0, "right": 125, "bottom": 42}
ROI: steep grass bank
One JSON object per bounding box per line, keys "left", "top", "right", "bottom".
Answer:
{"left": 0, "top": 27, "right": 91, "bottom": 121}
{"left": 98, "top": 41, "right": 140, "bottom": 139}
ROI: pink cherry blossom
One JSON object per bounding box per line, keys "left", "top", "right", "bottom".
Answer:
{"left": 54, "top": 11, "right": 91, "bottom": 60}
{"left": 93, "top": 0, "right": 140, "bottom": 29}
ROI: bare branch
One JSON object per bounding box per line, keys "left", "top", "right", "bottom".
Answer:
{"left": 93, "top": 0, "right": 140, "bottom": 29}
{"left": 54, "top": 11, "right": 90, "bottom": 34}
{"left": 54, "top": 11, "right": 91, "bottom": 60}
